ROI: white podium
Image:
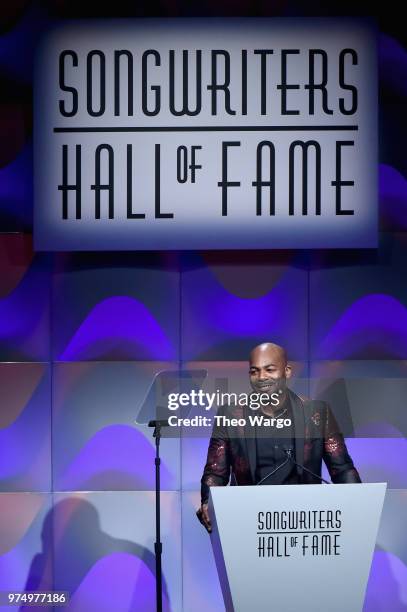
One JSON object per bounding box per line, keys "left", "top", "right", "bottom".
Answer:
{"left": 208, "top": 483, "right": 386, "bottom": 612}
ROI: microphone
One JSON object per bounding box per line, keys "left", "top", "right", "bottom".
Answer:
{"left": 256, "top": 453, "right": 291, "bottom": 485}
{"left": 283, "top": 448, "right": 331, "bottom": 484}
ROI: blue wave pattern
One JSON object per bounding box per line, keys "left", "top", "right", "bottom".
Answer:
{"left": 0, "top": 4, "right": 406, "bottom": 611}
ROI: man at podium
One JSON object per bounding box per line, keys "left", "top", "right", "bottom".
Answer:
{"left": 197, "top": 342, "right": 361, "bottom": 533}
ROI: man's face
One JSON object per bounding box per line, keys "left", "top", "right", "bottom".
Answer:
{"left": 249, "top": 345, "right": 291, "bottom": 397}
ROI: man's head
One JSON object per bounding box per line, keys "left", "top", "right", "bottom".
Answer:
{"left": 249, "top": 342, "right": 292, "bottom": 397}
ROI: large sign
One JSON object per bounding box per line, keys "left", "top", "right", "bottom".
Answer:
{"left": 34, "top": 19, "right": 377, "bottom": 250}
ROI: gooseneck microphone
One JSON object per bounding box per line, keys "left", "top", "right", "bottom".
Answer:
{"left": 284, "top": 448, "right": 331, "bottom": 484}
{"left": 256, "top": 453, "right": 291, "bottom": 485}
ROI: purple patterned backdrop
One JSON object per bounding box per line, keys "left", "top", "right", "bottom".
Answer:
{"left": 0, "top": 2, "right": 406, "bottom": 611}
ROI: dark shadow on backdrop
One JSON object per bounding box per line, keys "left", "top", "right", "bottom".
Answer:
{"left": 21, "top": 498, "right": 171, "bottom": 611}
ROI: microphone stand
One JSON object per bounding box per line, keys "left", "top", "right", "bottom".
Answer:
{"left": 284, "top": 448, "right": 331, "bottom": 484}
{"left": 149, "top": 419, "right": 168, "bottom": 612}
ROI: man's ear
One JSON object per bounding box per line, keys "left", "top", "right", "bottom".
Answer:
{"left": 285, "top": 364, "right": 292, "bottom": 379}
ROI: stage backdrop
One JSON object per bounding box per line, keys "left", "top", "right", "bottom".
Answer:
{"left": 0, "top": 5, "right": 407, "bottom": 612}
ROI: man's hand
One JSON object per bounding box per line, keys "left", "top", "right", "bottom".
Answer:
{"left": 196, "top": 503, "right": 212, "bottom": 533}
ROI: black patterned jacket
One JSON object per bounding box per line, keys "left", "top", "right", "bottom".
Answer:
{"left": 201, "top": 389, "right": 361, "bottom": 504}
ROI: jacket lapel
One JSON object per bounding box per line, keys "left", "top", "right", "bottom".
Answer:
{"left": 289, "top": 390, "right": 305, "bottom": 477}
{"left": 243, "top": 404, "right": 257, "bottom": 483}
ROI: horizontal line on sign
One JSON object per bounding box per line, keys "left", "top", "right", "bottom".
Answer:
{"left": 53, "top": 125, "right": 358, "bottom": 133}
{"left": 257, "top": 530, "right": 341, "bottom": 534}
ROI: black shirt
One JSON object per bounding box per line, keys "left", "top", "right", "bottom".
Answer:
{"left": 255, "top": 397, "right": 299, "bottom": 485}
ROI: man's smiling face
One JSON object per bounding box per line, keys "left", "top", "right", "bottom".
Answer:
{"left": 249, "top": 342, "right": 292, "bottom": 397}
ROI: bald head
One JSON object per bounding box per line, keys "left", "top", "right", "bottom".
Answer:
{"left": 249, "top": 342, "right": 288, "bottom": 368}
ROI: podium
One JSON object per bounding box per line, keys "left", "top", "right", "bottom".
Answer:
{"left": 208, "top": 483, "right": 386, "bottom": 612}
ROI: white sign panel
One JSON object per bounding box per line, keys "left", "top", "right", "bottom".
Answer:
{"left": 210, "top": 483, "right": 386, "bottom": 612}
{"left": 34, "top": 19, "right": 377, "bottom": 250}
